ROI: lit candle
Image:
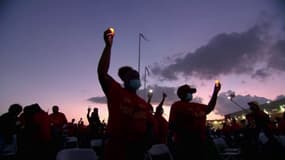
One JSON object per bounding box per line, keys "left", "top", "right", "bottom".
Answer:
{"left": 148, "top": 89, "right": 153, "bottom": 97}
{"left": 215, "top": 80, "right": 220, "bottom": 87}
{"left": 109, "top": 27, "right": 115, "bottom": 35}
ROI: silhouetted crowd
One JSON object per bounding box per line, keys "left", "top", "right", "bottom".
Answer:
{"left": 1, "top": 99, "right": 285, "bottom": 160}
{"left": 0, "top": 104, "right": 106, "bottom": 160}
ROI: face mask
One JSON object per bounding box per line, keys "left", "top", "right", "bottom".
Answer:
{"left": 185, "top": 93, "right": 193, "bottom": 101}
{"left": 125, "top": 79, "right": 141, "bottom": 91}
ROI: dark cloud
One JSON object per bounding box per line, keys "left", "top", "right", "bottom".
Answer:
{"left": 87, "top": 85, "right": 203, "bottom": 106}
{"left": 151, "top": 25, "right": 268, "bottom": 80}
{"left": 268, "top": 39, "right": 285, "bottom": 71}
{"left": 215, "top": 90, "right": 271, "bottom": 115}
{"left": 251, "top": 68, "right": 271, "bottom": 79}
{"left": 88, "top": 96, "right": 107, "bottom": 104}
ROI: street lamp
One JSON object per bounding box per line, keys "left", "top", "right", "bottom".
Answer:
{"left": 227, "top": 92, "right": 247, "bottom": 111}
{"left": 147, "top": 88, "right": 153, "bottom": 104}
{"left": 148, "top": 89, "right": 153, "bottom": 98}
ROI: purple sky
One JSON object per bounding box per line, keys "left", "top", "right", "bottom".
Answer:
{"left": 1, "top": 0, "right": 285, "bottom": 123}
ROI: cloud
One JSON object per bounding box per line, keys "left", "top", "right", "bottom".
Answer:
{"left": 151, "top": 22, "right": 285, "bottom": 81}
{"left": 88, "top": 96, "right": 107, "bottom": 104}
{"left": 88, "top": 88, "right": 273, "bottom": 118}
{"left": 151, "top": 25, "right": 267, "bottom": 80}
{"left": 251, "top": 68, "right": 271, "bottom": 80}
{"left": 87, "top": 84, "right": 203, "bottom": 106}
{"left": 268, "top": 39, "right": 285, "bottom": 71}
{"left": 88, "top": 85, "right": 178, "bottom": 105}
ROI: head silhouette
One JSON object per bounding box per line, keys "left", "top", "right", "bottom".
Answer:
{"left": 93, "top": 107, "right": 98, "bottom": 113}
{"left": 8, "top": 103, "right": 23, "bottom": 116}
{"left": 52, "top": 105, "right": 59, "bottom": 113}
{"left": 177, "top": 84, "right": 196, "bottom": 101}
{"left": 248, "top": 101, "right": 260, "bottom": 112}
{"left": 118, "top": 66, "right": 141, "bottom": 91}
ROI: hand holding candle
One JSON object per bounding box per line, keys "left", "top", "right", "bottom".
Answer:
{"left": 214, "top": 80, "right": 221, "bottom": 93}
{"left": 109, "top": 27, "right": 115, "bottom": 35}
{"left": 148, "top": 89, "right": 153, "bottom": 98}
{"left": 215, "top": 80, "right": 220, "bottom": 87}
{"left": 104, "top": 27, "right": 115, "bottom": 46}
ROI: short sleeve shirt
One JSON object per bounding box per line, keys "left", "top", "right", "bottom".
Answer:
{"left": 169, "top": 101, "right": 208, "bottom": 142}
{"left": 105, "top": 79, "right": 156, "bottom": 143}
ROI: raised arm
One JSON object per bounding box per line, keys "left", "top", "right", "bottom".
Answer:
{"left": 97, "top": 28, "right": 115, "bottom": 94}
{"left": 206, "top": 81, "right": 221, "bottom": 114}
{"left": 147, "top": 90, "right": 153, "bottom": 104}
{"left": 87, "top": 108, "right": 91, "bottom": 120}
{"left": 157, "top": 93, "right": 167, "bottom": 109}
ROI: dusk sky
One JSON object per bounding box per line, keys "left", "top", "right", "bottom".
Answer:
{"left": 1, "top": 0, "right": 285, "bottom": 123}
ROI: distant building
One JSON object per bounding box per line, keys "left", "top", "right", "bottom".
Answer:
{"left": 207, "top": 98, "right": 285, "bottom": 129}
{"left": 225, "top": 98, "right": 285, "bottom": 121}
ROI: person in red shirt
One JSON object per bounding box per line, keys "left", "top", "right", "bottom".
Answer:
{"left": 148, "top": 92, "right": 168, "bottom": 144}
{"left": 97, "top": 28, "right": 157, "bottom": 160}
{"left": 244, "top": 101, "right": 283, "bottom": 160}
{"left": 49, "top": 105, "right": 68, "bottom": 152}
{"left": 168, "top": 82, "right": 221, "bottom": 160}
{"left": 18, "top": 103, "right": 52, "bottom": 160}
{"left": 246, "top": 101, "right": 273, "bottom": 138}
{"left": 49, "top": 105, "right": 68, "bottom": 132}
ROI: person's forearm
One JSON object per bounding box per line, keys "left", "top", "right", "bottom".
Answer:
{"left": 98, "top": 45, "right": 111, "bottom": 77}
{"left": 207, "top": 91, "right": 218, "bottom": 113}
{"left": 157, "top": 97, "right": 165, "bottom": 108}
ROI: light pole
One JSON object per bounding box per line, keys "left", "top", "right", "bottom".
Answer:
{"left": 138, "top": 33, "right": 149, "bottom": 76}
{"left": 138, "top": 33, "right": 141, "bottom": 75}
{"left": 144, "top": 66, "right": 150, "bottom": 99}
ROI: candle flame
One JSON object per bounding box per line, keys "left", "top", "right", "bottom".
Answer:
{"left": 109, "top": 27, "right": 115, "bottom": 34}
{"left": 215, "top": 80, "right": 220, "bottom": 86}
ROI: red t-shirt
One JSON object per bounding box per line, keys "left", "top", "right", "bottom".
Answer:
{"left": 103, "top": 79, "right": 157, "bottom": 160}
{"left": 169, "top": 101, "right": 208, "bottom": 142}
{"left": 105, "top": 79, "right": 157, "bottom": 141}
{"left": 49, "top": 112, "right": 68, "bottom": 131}
{"left": 33, "top": 111, "right": 52, "bottom": 143}
{"left": 154, "top": 114, "right": 168, "bottom": 144}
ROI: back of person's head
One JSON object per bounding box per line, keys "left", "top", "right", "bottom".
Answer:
{"left": 23, "top": 103, "right": 43, "bottom": 121}
{"left": 118, "top": 66, "right": 134, "bottom": 82}
{"left": 248, "top": 101, "right": 260, "bottom": 112}
{"left": 177, "top": 84, "right": 196, "bottom": 100}
{"left": 52, "top": 105, "right": 59, "bottom": 113}
{"left": 93, "top": 107, "right": 98, "bottom": 113}
{"left": 29, "top": 103, "right": 43, "bottom": 112}
{"left": 118, "top": 66, "right": 140, "bottom": 81}
{"left": 8, "top": 103, "right": 23, "bottom": 115}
